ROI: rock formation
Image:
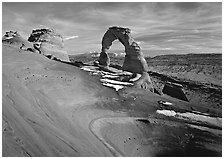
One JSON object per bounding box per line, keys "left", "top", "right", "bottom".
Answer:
{"left": 2, "top": 30, "right": 33, "bottom": 50}
{"left": 162, "top": 82, "right": 189, "bottom": 102}
{"left": 98, "top": 26, "right": 153, "bottom": 91}
{"left": 28, "top": 28, "right": 69, "bottom": 62}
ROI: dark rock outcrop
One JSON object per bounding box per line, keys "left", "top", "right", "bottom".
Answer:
{"left": 98, "top": 26, "right": 153, "bottom": 91}
{"left": 28, "top": 28, "right": 69, "bottom": 62}
{"left": 162, "top": 82, "right": 189, "bottom": 102}
{"left": 98, "top": 52, "right": 110, "bottom": 67}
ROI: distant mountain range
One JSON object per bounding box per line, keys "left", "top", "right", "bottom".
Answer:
{"left": 110, "top": 49, "right": 222, "bottom": 57}
{"left": 67, "top": 49, "right": 221, "bottom": 58}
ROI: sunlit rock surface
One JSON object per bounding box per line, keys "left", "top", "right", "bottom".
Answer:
{"left": 28, "top": 28, "right": 69, "bottom": 62}
{"left": 98, "top": 26, "right": 153, "bottom": 90}
{"left": 2, "top": 30, "right": 33, "bottom": 50}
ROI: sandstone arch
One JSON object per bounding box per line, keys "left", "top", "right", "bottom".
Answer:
{"left": 98, "top": 26, "right": 153, "bottom": 91}
{"left": 99, "top": 26, "right": 149, "bottom": 74}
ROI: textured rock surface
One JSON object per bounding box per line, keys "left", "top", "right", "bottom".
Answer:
{"left": 99, "top": 26, "right": 149, "bottom": 74}
{"left": 98, "top": 26, "right": 153, "bottom": 90}
{"left": 134, "top": 72, "right": 154, "bottom": 92}
{"left": 28, "top": 28, "right": 69, "bottom": 61}
{"left": 2, "top": 31, "right": 33, "bottom": 50}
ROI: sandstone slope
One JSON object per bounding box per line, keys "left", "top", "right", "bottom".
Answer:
{"left": 3, "top": 44, "right": 221, "bottom": 156}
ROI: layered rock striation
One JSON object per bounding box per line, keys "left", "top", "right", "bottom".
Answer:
{"left": 28, "top": 28, "right": 69, "bottom": 62}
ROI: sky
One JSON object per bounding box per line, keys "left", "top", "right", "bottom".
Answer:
{"left": 2, "top": 2, "right": 222, "bottom": 56}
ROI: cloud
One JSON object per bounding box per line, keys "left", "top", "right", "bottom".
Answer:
{"left": 64, "top": 36, "right": 79, "bottom": 41}
{"left": 174, "top": 2, "right": 202, "bottom": 11}
{"left": 2, "top": 2, "right": 222, "bottom": 54}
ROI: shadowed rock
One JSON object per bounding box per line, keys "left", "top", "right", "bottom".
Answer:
{"left": 28, "top": 28, "right": 69, "bottom": 62}
{"left": 134, "top": 72, "right": 154, "bottom": 92}
{"left": 98, "top": 52, "right": 110, "bottom": 67}
{"left": 162, "top": 82, "right": 189, "bottom": 102}
{"left": 98, "top": 26, "right": 153, "bottom": 91}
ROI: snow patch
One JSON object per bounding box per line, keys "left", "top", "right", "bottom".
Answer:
{"left": 177, "top": 112, "right": 222, "bottom": 127}
{"left": 156, "top": 110, "right": 177, "bottom": 116}
{"left": 80, "top": 66, "right": 99, "bottom": 72}
{"left": 156, "top": 109, "right": 222, "bottom": 128}
{"left": 191, "top": 110, "right": 210, "bottom": 116}
{"left": 80, "top": 65, "right": 136, "bottom": 91}
{"left": 102, "top": 83, "right": 124, "bottom": 91}
{"left": 100, "top": 79, "right": 133, "bottom": 86}
{"left": 158, "top": 100, "right": 175, "bottom": 106}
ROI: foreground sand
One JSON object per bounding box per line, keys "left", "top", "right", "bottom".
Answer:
{"left": 2, "top": 45, "right": 222, "bottom": 156}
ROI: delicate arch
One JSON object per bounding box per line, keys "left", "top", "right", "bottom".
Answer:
{"left": 98, "top": 26, "right": 149, "bottom": 74}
